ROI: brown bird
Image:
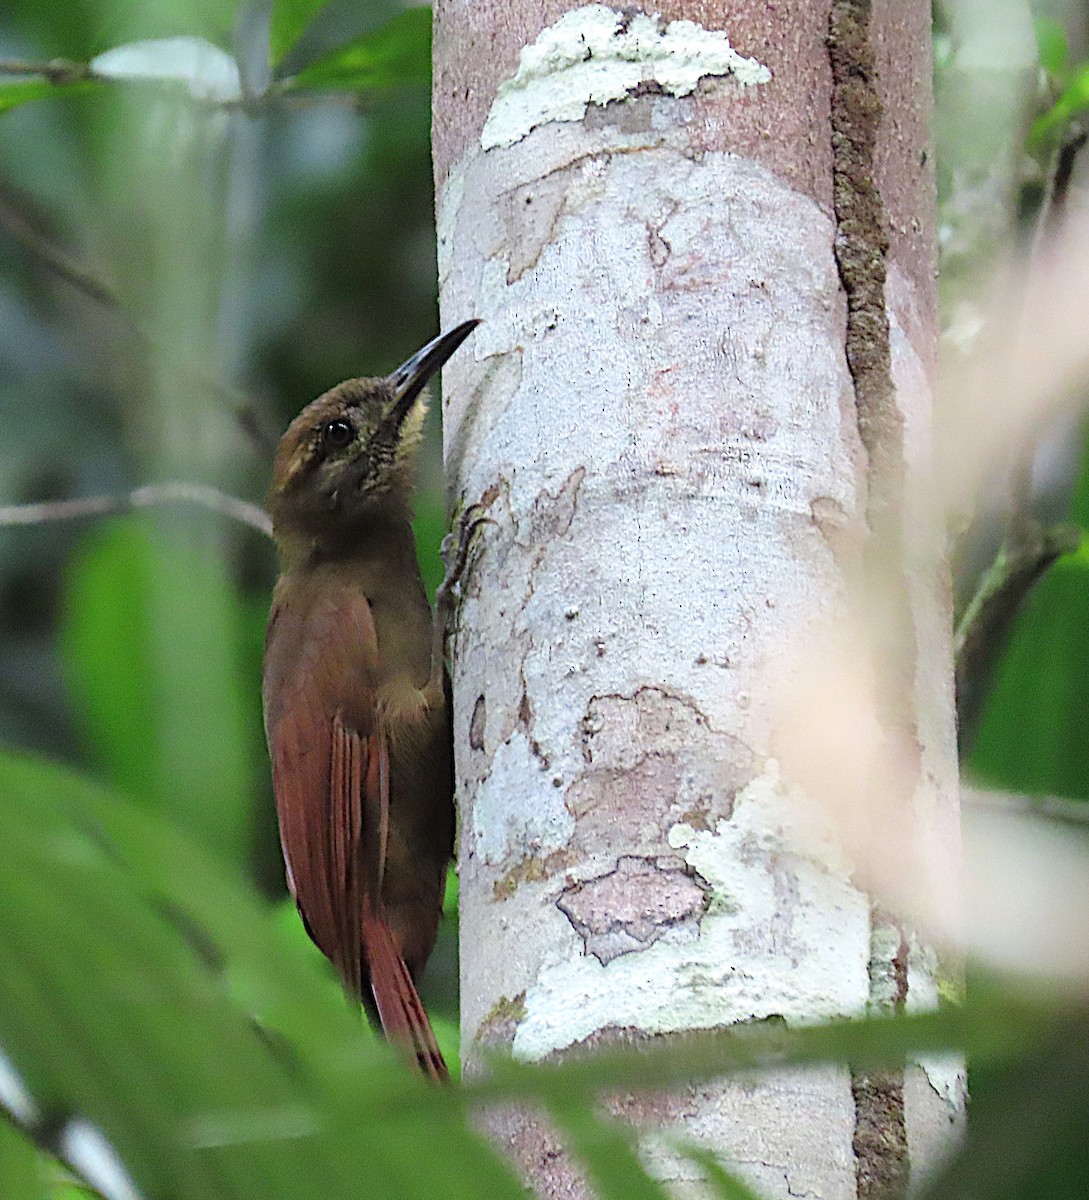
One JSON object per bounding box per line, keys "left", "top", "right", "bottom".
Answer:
{"left": 262, "top": 321, "right": 480, "bottom": 1081}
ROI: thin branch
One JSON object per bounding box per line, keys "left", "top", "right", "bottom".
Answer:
{"left": 954, "top": 522, "right": 1081, "bottom": 753}
{"left": 0, "top": 183, "right": 118, "bottom": 309}
{"left": 962, "top": 787, "right": 1089, "bottom": 828}
{"left": 0, "top": 483, "right": 273, "bottom": 539}
{"left": 0, "top": 58, "right": 94, "bottom": 84}
{"left": 0, "top": 183, "right": 276, "bottom": 454}
{"left": 1036, "top": 122, "right": 1087, "bottom": 245}
{"left": 954, "top": 123, "right": 1089, "bottom": 754}
{"left": 0, "top": 58, "right": 370, "bottom": 114}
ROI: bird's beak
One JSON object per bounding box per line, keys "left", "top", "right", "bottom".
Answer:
{"left": 385, "top": 319, "right": 481, "bottom": 430}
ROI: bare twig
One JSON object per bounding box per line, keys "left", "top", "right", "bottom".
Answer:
{"left": 953, "top": 122, "right": 1089, "bottom": 753}
{"left": 954, "top": 522, "right": 1081, "bottom": 753}
{"left": 0, "top": 483, "right": 273, "bottom": 538}
{"left": 0, "top": 59, "right": 369, "bottom": 114}
{"left": 0, "top": 183, "right": 276, "bottom": 453}
{"left": 0, "top": 58, "right": 94, "bottom": 84}
{"left": 962, "top": 787, "right": 1089, "bottom": 828}
{"left": 1037, "top": 123, "right": 1087, "bottom": 244}
{"left": 0, "top": 183, "right": 118, "bottom": 309}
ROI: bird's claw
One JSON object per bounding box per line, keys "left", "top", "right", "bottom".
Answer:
{"left": 438, "top": 502, "right": 494, "bottom": 601}
{"left": 429, "top": 502, "right": 494, "bottom": 694}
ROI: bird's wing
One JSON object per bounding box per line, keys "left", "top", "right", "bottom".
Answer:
{"left": 265, "top": 583, "right": 447, "bottom": 1080}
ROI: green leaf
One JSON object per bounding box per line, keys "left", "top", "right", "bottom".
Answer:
{"left": 0, "top": 80, "right": 97, "bottom": 115}
{"left": 917, "top": 1015, "right": 1089, "bottom": 1200}
{"left": 59, "top": 516, "right": 257, "bottom": 867}
{"left": 269, "top": 0, "right": 328, "bottom": 66}
{"left": 971, "top": 428, "right": 1089, "bottom": 799}
{"left": 414, "top": 486, "right": 447, "bottom": 601}
{"left": 0, "top": 1121, "right": 45, "bottom": 1200}
{"left": 673, "top": 1142, "right": 765, "bottom": 1200}
{"left": 286, "top": 7, "right": 431, "bottom": 92}
{"left": 549, "top": 1100, "right": 669, "bottom": 1200}
{"left": 1031, "top": 62, "right": 1089, "bottom": 147}
{"left": 0, "top": 751, "right": 524, "bottom": 1200}
{"left": 1034, "top": 16, "right": 1069, "bottom": 81}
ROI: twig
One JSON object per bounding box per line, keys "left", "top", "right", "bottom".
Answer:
{"left": 0, "top": 483, "right": 273, "bottom": 539}
{"left": 962, "top": 787, "right": 1089, "bottom": 828}
{"left": 954, "top": 121, "right": 1088, "bottom": 754}
{"left": 0, "top": 58, "right": 94, "bottom": 84}
{"left": 0, "top": 58, "right": 372, "bottom": 114}
{"left": 954, "top": 522, "right": 1081, "bottom": 753}
{"left": 1037, "top": 122, "right": 1087, "bottom": 244}
{"left": 0, "top": 183, "right": 276, "bottom": 453}
{"left": 0, "top": 185, "right": 117, "bottom": 309}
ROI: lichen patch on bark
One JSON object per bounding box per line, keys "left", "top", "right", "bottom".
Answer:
{"left": 481, "top": 5, "right": 770, "bottom": 150}
{"left": 508, "top": 762, "right": 870, "bottom": 1061}
{"left": 557, "top": 855, "right": 711, "bottom": 964}
{"left": 477, "top": 991, "right": 528, "bottom": 1048}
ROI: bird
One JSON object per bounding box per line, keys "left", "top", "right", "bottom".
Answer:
{"left": 262, "top": 320, "right": 481, "bottom": 1081}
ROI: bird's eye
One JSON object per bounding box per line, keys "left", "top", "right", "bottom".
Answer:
{"left": 322, "top": 419, "right": 354, "bottom": 450}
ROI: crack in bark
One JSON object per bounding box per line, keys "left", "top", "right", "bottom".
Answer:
{"left": 469, "top": 693, "right": 487, "bottom": 750}
{"left": 828, "top": 3, "right": 914, "bottom": 1193}
{"left": 851, "top": 1074, "right": 909, "bottom": 1200}
{"left": 828, "top": 0, "right": 896, "bottom": 494}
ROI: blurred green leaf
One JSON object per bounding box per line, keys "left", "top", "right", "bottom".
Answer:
{"left": 0, "top": 80, "right": 97, "bottom": 115}
{"left": 59, "top": 516, "right": 256, "bottom": 867}
{"left": 0, "top": 0, "right": 241, "bottom": 59}
{"left": 972, "top": 432, "right": 1089, "bottom": 799}
{"left": 1031, "top": 63, "right": 1089, "bottom": 148}
{"left": 1034, "top": 16, "right": 1069, "bottom": 81}
{"left": 0, "top": 752, "right": 1079, "bottom": 1200}
{"left": 918, "top": 1009, "right": 1089, "bottom": 1200}
{"left": 0, "top": 1120, "right": 44, "bottom": 1200}
{"left": 413, "top": 488, "right": 447, "bottom": 601}
{"left": 0, "top": 751, "right": 524, "bottom": 1200}
{"left": 286, "top": 7, "right": 431, "bottom": 93}
{"left": 269, "top": 0, "right": 328, "bottom": 67}
{"left": 673, "top": 1143, "right": 765, "bottom": 1200}
{"left": 549, "top": 1100, "right": 669, "bottom": 1200}
{"left": 93, "top": 0, "right": 241, "bottom": 55}
{"left": 458, "top": 1009, "right": 982, "bottom": 1111}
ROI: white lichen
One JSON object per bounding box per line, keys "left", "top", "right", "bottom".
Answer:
{"left": 482, "top": 5, "right": 771, "bottom": 150}
{"left": 472, "top": 729, "right": 575, "bottom": 865}
{"left": 513, "top": 761, "right": 871, "bottom": 1060}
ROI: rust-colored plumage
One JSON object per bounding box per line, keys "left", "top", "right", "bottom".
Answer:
{"left": 262, "top": 322, "right": 479, "bottom": 1080}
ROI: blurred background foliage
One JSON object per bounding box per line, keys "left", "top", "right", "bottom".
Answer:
{"left": 0, "top": 0, "right": 1087, "bottom": 1198}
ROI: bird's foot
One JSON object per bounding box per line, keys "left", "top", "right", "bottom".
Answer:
{"left": 427, "top": 502, "right": 494, "bottom": 700}
{"left": 438, "top": 503, "right": 493, "bottom": 605}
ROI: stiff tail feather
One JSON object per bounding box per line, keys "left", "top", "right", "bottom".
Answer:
{"left": 362, "top": 905, "right": 449, "bottom": 1082}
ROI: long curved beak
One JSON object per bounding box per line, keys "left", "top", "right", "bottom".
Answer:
{"left": 385, "top": 319, "right": 481, "bottom": 429}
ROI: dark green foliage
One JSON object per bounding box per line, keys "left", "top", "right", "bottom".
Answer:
{"left": 0, "top": 3, "right": 1088, "bottom": 1199}
{"left": 286, "top": 8, "right": 432, "bottom": 92}
{"left": 971, "top": 439, "right": 1089, "bottom": 800}
{"left": 60, "top": 517, "right": 256, "bottom": 863}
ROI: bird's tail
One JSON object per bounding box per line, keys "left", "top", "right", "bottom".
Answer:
{"left": 362, "top": 907, "right": 449, "bottom": 1082}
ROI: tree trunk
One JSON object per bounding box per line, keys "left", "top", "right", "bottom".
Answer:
{"left": 433, "top": 3, "right": 964, "bottom": 1196}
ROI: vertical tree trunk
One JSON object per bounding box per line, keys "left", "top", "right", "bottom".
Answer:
{"left": 433, "top": 3, "right": 963, "bottom": 1196}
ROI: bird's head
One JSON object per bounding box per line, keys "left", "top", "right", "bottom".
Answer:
{"left": 267, "top": 320, "right": 479, "bottom": 545}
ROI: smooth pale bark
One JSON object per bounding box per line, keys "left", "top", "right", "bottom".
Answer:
{"left": 433, "top": 3, "right": 963, "bottom": 1196}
